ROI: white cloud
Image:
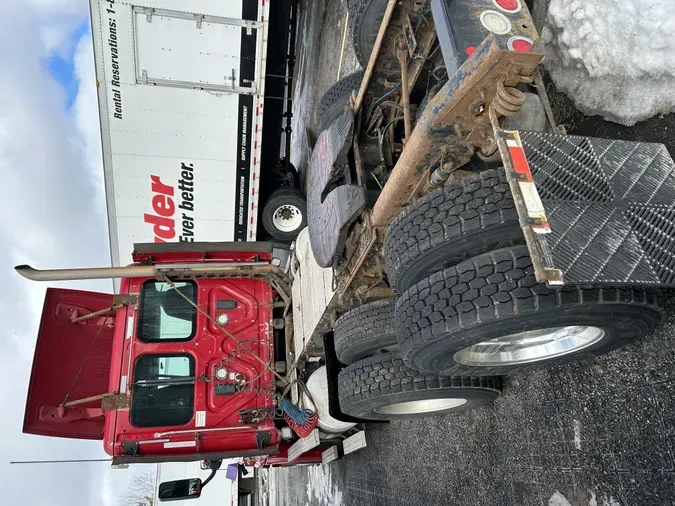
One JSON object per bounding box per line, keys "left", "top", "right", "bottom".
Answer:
{"left": 0, "top": 1, "right": 121, "bottom": 505}
{"left": 27, "top": 0, "right": 89, "bottom": 54}
{"left": 73, "top": 31, "right": 109, "bottom": 226}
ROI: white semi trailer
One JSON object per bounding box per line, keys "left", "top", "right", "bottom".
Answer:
{"left": 90, "top": 0, "right": 305, "bottom": 270}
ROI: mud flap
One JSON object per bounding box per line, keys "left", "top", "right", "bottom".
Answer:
{"left": 322, "top": 332, "right": 387, "bottom": 425}
{"left": 307, "top": 110, "right": 366, "bottom": 268}
{"left": 503, "top": 131, "right": 675, "bottom": 287}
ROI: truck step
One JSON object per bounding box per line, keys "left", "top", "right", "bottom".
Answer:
{"left": 519, "top": 131, "right": 675, "bottom": 287}
{"left": 342, "top": 430, "right": 367, "bottom": 456}
{"left": 321, "top": 445, "right": 340, "bottom": 465}
{"left": 287, "top": 429, "right": 320, "bottom": 462}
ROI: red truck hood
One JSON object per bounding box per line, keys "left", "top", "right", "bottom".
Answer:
{"left": 24, "top": 288, "right": 115, "bottom": 440}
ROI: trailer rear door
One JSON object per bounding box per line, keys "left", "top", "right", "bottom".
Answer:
{"left": 133, "top": 7, "right": 261, "bottom": 93}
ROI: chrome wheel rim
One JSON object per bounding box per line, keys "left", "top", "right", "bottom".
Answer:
{"left": 454, "top": 326, "right": 606, "bottom": 366}
{"left": 374, "top": 397, "right": 467, "bottom": 415}
{"left": 272, "top": 204, "right": 302, "bottom": 233}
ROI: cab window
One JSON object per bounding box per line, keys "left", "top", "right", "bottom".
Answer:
{"left": 138, "top": 280, "right": 196, "bottom": 342}
{"left": 130, "top": 354, "right": 195, "bottom": 428}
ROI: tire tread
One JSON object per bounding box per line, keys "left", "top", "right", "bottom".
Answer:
{"left": 316, "top": 71, "right": 363, "bottom": 133}
{"left": 384, "top": 168, "right": 522, "bottom": 292}
{"left": 397, "top": 246, "right": 665, "bottom": 374}
{"left": 334, "top": 298, "right": 398, "bottom": 364}
{"left": 338, "top": 352, "right": 501, "bottom": 418}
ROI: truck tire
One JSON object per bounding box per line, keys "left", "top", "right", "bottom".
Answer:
{"left": 338, "top": 352, "right": 501, "bottom": 420}
{"left": 334, "top": 298, "right": 398, "bottom": 365}
{"left": 349, "top": 0, "right": 388, "bottom": 69}
{"left": 262, "top": 187, "right": 307, "bottom": 241}
{"left": 397, "top": 246, "right": 665, "bottom": 376}
{"left": 316, "top": 71, "right": 363, "bottom": 134}
{"left": 384, "top": 168, "right": 523, "bottom": 293}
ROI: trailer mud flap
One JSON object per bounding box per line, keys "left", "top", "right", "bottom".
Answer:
{"left": 507, "top": 131, "right": 675, "bottom": 287}
{"left": 307, "top": 110, "right": 366, "bottom": 268}
{"left": 323, "top": 332, "right": 387, "bottom": 425}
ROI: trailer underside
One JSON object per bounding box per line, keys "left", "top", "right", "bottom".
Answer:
{"left": 290, "top": 0, "right": 675, "bottom": 381}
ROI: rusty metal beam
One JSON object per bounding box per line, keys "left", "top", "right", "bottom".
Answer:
{"left": 70, "top": 304, "right": 123, "bottom": 323}
{"left": 405, "top": 21, "right": 436, "bottom": 90}
{"left": 397, "top": 40, "right": 412, "bottom": 141}
{"left": 370, "top": 37, "right": 544, "bottom": 228}
{"left": 354, "top": 0, "right": 398, "bottom": 113}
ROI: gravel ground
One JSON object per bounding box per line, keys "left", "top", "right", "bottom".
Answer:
{"left": 270, "top": 1, "right": 675, "bottom": 505}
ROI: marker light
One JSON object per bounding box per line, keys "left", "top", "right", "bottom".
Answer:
{"left": 493, "top": 0, "right": 522, "bottom": 13}
{"left": 480, "top": 10, "right": 512, "bottom": 35}
{"left": 508, "top": 36, "right": 533, "bottom": 52}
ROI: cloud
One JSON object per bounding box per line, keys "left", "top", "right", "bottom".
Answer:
{"left": 46, "top": 20, "right": 91, "bottom": 109}
{"left": 73, "top": 31, "right": 109, "bottom": 211}
{"left": 0, "top": 1, "right": 122, "bottom": 505}
{"left": 27, "top": 0, "right": 90, "bottom": 55}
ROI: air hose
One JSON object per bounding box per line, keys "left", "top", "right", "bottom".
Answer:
{"left": 281, "top": 381, "right": 318, "bottom": 438}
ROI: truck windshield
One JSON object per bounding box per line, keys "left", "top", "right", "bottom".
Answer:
{"left": 130, "top": 354, "right": 195, "bottom": 428}
{"left": 138, "top": 280, "right": 196, "bottom": 342}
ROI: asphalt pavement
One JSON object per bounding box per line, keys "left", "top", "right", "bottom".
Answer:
{"left": 267, "top": 299, "right": 675, "bottom": 506}
{"left": 270, "top": 1, "right": 675, "bottom": 504}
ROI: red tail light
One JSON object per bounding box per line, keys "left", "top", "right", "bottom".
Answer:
{"left": 493, "top": 0, "right": 522, "bottom": 13}
{"left": 508, "top": 36, "right": 533, "bottom": 53}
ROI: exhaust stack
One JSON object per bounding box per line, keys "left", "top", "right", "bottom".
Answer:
{"left": 15, "top": 264, "right": 156, "bottom": 282}
{"left": 15, "top": 262, "right": 272, "bottom": 282}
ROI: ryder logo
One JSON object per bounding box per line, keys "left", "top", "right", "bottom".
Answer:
{"left": 144, "top": 163, "right": 196, "bottom": 242}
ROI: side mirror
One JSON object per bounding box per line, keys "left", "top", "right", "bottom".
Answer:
{"left": 158, "top": 478, "right": 202, "bottom": 502}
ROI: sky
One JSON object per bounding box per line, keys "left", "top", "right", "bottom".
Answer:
{"left": 0, "top": 1, "right": 151, "bottom": 504}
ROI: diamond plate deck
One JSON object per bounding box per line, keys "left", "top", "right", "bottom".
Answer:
{"left": 520, "top": 132, "right": 675, "bottom": 286}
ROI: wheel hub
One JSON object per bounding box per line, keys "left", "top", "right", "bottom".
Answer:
{"left": 272, "top": 204, "right": 302, "bottom": 233}
{"left": 374, "top": 397, "right": 467, "bottom": 415}
{"left": 453, "top": 326, "right": 606, "bottom": 366}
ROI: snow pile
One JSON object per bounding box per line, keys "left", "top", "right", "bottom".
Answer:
{"left": 540, "top": 0, "right": 675, "bottom": 125}
{"left": 548, "top": 491, "right": 573, "bottom": 506}
{"left": 306, "top": 464, "right": 343, "bottom": 506}
{"left": 548, "top": 490, "right": 621, "bottom": 506}
{"left": 589, "top": 491, "right": 622, "bottom": 506}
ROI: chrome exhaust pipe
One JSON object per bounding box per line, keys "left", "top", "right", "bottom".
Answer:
{"left": 15, "top": 264, "right": 156, "bottom": 281}
{"left": 15, "top": 262, "right": 272, "bottom": 282}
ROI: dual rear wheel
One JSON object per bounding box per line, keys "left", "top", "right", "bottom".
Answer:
{"left": 336, "top": 169, "right": 664, "bottom": 421}
{"left": 334, "top": 298, "right": 501, "bottom": 420}
{"left": 321, "top": 3, "right": 664, "bottom": 420}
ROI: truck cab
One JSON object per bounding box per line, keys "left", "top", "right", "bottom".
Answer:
{"left": 22, "top": 243, "right": 289, "bottom": 467}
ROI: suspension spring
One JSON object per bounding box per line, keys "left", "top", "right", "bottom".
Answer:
{"left": 492, "top": 79, "right": 526, "bottom": 118}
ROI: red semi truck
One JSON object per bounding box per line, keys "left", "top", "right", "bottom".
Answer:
{"left": 16, "top": 0, "right": 675, "bottom": 501}
{"left": 20, "top": 244, "right": 332, "bottom": 478}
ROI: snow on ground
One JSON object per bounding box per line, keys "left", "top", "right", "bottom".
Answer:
{"left": 548, "top": 491, "right": 573, "bottom": 506}
{"left": 548, "top": 490, "right": 621, "bottom": 506}
{"left": 538, "top": 0, "right": 675, "bottom": 126}
{"left": 306, "top": 464, "right": 343, "bottom": 506}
